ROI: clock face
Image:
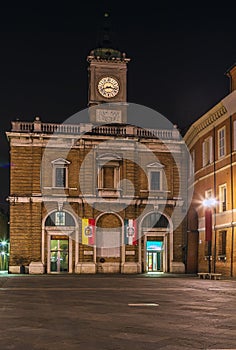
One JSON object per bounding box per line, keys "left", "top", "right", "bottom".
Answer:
{"left": 97, "top": 77, "right": 119, "bottom": 98}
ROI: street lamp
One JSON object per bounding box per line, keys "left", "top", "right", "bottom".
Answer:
{"left": 0, "top": 240, "right": 9, "bottom": 271}
{"left": 203, "top": 198, "right": 217, "bottom": 273}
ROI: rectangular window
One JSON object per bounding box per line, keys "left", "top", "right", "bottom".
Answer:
{"left": 218, "top": 230, "right": 227, "bottom": 256}
{"left": 97, "top": 158, "right": 121, "bottom": 197}
{"left": 103, "top": 166, "right": 115, "bottom": 188}
{"left": 55, "top": 212, "right": 66, "bottom": 226}
{"left": 150, "top": 171, "right": 161, "bottom": 190}
{"left": 218, "top": 127, "right": 226, "bottom": 158}
{"left": 219, "top": 184, "right": 227, "bottom": 212}
{"left": 55, "top": 167, "right": 66, "bottom": 187}
{"left": 189, "top": 150, "right": 195, "bottom": 177}
{"left": 202, "top": 136, "right": 213, "bottom": 166}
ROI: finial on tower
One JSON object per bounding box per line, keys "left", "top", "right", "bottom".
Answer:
{"left": 97, "top": 11, "right": 112, "bottom": 48}
{"left": 88, "top": 11, "right": 129, "bottom": 62}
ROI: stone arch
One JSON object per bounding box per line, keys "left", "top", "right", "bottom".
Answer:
{"left": 95, "top": 213, "right": 123, "bottom": 272}
{"left": 141, "top": 212, "right": 170, "bottom": 229}
{"left": 45, "top": 211, "right": 76, "bottom": 227}
{"left": 42, "top": 208, "right": 78, "bottom": 229}
{"left": 139, "top": 211, "right": 173, "bottom": 273}
{"left": 42, "top": 208, "right": 79, "bottom": 273}
{"left": 96, "top": 212, "right": 122, "bottom": 229}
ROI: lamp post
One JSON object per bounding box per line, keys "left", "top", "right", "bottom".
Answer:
{"left": 203, "top": 198, "right": 217, "bottom": 273}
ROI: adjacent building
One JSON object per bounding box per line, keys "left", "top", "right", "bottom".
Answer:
{"left": 184, "top": 63, "right": 236, "bottom": 277}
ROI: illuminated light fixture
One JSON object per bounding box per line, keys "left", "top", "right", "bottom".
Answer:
{"left": 202, "top": 197, "right": 217, "bottom": 207}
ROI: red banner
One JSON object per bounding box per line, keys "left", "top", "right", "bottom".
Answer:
{"left": 205, "top": 208, "right": 212, "bottom": 242}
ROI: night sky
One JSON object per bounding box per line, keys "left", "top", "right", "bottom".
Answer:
{"left": 0, "top": 2, "right": 235, "bottom": 209}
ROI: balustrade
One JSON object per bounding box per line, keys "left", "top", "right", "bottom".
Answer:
{"left": 11, "top": 120, "right": 179, "bottom": 140}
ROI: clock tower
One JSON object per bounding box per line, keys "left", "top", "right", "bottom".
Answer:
{"left": 87, "top": 14, "right": 130, "bottom": 124}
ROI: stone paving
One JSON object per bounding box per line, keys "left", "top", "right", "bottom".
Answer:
{"left": 0, "top": 273, "right": 236, "bottom": 349}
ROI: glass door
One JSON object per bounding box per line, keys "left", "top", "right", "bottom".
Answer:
{"left": 50, "top": 239, "right": 68, "bottom": 272}
{"left": 146, "top": 251, "right": 162, "bottom": 272}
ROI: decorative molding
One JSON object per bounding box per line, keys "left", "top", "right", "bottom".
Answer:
{"left": 184, "top": 103, "right": 227, "bottom": 148}
{"left": 147, "top": 162, "right": 164, "bottom": 169}
{"left": 51, "top": 158, "right": 70, "bottom": 165}
{"left": 58, "top": 201, "right": 64, "bottom": 211}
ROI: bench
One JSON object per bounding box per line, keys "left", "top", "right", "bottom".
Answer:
{"left": 209, "top": 273, "right": 222, "bottom": 280}
{"left": 197, "top": 272, "right": 209, "bottom": 279}
{"left": 197, "top": 272, "right": 222, "bottom": 280}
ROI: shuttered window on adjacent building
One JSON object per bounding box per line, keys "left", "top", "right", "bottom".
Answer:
{"left": 218, "top": 230, "right": 227, "bottom": 256}
{"left": 219, "top": 184, "right": 227, "bottom": 212}
{"left": 218, "top": 127, "right": 226, "bottom": 158}
{"left": 202, "top": 136, "right": 213, "bottom": 166}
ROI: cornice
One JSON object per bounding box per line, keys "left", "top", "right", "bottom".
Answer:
{"left": 87, "top": 56, "right": 130, "bottom": 64}
{"left": 184, "top": 90, "right": 236, "bottom": 150}
{"left": 184, "top": 103, "right": 227, "bottom": 149}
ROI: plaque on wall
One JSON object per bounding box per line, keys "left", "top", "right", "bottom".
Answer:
{"left": 96, "top": 109, "right": 122, "bottom": 123}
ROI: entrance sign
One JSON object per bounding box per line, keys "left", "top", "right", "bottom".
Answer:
{"left": 146, "top": 241, "right": 163, "bottom": 251}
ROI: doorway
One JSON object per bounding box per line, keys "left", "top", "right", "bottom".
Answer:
{"left": 50, "top": 239, "right": 69, "bottom": 273}
{"left": 146, "top": 240, "right": 164, "bottom": 272}
{"left": 147, "top": 251, "right": 162, "bottom": 272}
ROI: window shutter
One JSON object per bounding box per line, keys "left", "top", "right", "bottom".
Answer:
{"left": 202, "top": 141, "right": 206, "bottom": 166}
{"left": 209, "top": 136, "right": 213, "bottom": 163}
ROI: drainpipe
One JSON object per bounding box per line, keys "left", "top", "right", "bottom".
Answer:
{"left": 213, "top": 126, "right": 217, "bottom": 273}
{"left": 230, "top": 115, "right": 234, "bottom": 277}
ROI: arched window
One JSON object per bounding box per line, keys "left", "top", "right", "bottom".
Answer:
{"left": 142, "top": 213, "right": 169, "bottom": 229}
{"left": 45, "top": 211, "right": 75, "bottom": 226}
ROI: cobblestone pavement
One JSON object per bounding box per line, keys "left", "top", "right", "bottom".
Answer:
{"left": 0, "top": 273, "right": 236, "bottom": 350}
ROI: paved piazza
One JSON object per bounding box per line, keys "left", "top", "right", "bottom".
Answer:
{"left": 0, "top": 274, "right": 236, "bottom": 349}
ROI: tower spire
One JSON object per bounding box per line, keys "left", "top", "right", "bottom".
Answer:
{"left": 90, "top": 12, "right": 125, "bottom": 60}
{"left": 97, "top": 12, "right": 113, "bottom": 49}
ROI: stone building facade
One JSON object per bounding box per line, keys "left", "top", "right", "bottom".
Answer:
{"left": 184, "top": 64, "right": 236, "bottom": 277}
{"left": 6, "top": 45, "right": 190, "bottom": 274}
